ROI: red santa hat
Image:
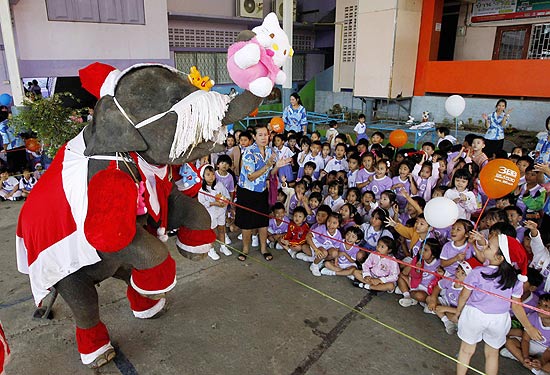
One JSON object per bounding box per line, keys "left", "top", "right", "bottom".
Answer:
{"left": 498, "top": 234, "right": 528, "bottom": 282}
{"left": 199, "top": 164, "right": 213, "bottom": 180}
{"left": 78, "top": 62, "right": 121, "bottom": 99}
{"left": 458, "top": 260, "right": 473, "bottom": 275}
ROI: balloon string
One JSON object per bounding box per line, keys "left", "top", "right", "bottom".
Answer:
{"left": 474, "top": 199, "right": 489, "bottom": 230}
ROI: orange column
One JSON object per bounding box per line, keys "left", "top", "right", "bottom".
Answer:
{"left": 414, "top": 0, "right": 443, "bottom": 96}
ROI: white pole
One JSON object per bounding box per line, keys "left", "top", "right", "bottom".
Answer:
{"left": 282, "top": 0, "right": 293, "bottom": 90}
{"left": 0, "top": 0, "right": 24, "bottom": 106}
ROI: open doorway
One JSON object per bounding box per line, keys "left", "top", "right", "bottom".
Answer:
{"left": 437, "top": 0, "right": 460, "bottom": 61}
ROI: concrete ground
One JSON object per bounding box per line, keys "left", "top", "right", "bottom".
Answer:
{"left": 0, "top": 201, "right": 527, "bottom": 375}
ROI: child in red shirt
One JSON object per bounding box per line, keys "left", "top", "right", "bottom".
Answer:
{"left": 280, "top": 206, "right": 310, "bottom": 258}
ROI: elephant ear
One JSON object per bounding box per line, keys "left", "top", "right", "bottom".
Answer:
{"left": 84, "top": 95, "right": 148, "bottom": 156}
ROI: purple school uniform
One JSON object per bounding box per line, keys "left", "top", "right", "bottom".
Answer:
{"left": 392, "top": 176, "right": 411, "bottom": 209}
{"left": 215, "top": 171, "right": 235, "bottom": 194}
{"left": 312, "top": 225, "right": 343, "bottom": 249}
{"left": 464, "top": 265, "right": 523, "bottom": 314}
{"left": 415, "top": 258, "right": 441, "bottom": 289}
{"left": 527, "top": 312, "right": 550, "bottom": 348}
{"left": 306, "top": 207, "right": 318, "bottom": 226}
{"left": 268, "top": 218, "right": 289, "bottom": 235}
{"left": 367, "top": 176, "right": 392, "bottom": 200}
{"left": 337, "top": 243, "right": 361, "bottom": 269}
{"left": 440, "top": 241, "right": 474, "bottom": 275}
{"left": 362, "top": 253, "right": 400, "bottom": 283}
{"left": 356, "top": 169, "right": 375, "bottom": 193}
{"left": 288, "top": 194, "right": 300, "bottom": 216}
{"left": 360, "top": 223, "right": 393, "bottom": 251}
{"left": 438, "top": 278, "right": 462, "bottom": 307}
{"left": 323, "top": 195, "right": 345, "bottom": 213}
{"left": 433, "top": 226, "right": 451, "bottom": 246}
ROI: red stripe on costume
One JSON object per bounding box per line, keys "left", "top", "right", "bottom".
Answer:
{"left": 0, "top": 322, "right": 10, "bottom": 374}
{"left": 177, "top": 227, "right": 216, "bottom": 247}
{"left": 16, "top": 145, "right": 77, "bottom": 265}
{"left": 76, "top": 321, "right": 110, "bottom": 355}
{"left": 126, "top": 286, "right": 159, "bottom": 312}
{"left": 131, "top": 254, "right": 176, "bottom": 293}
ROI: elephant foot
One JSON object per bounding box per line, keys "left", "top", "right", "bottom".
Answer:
{"left": 176, "top": 240, "right": 210, "bottom": 261}
{"left": 87, "top": 347, "right": 116, "bottom": 369}
{"left": 33, "top": 307, "right": 54, "bottom": 320}
{"left": 139, "top": 292, "right": 165, "bottom": 301}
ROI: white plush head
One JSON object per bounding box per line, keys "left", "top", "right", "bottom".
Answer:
{"left": 422, "top": 111, "right": 430, "bottom": 121}
{"left": 252, "top": 12, "right": 294, "bottom": 67}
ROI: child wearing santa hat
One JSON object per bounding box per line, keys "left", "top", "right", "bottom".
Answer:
{"left": 197, "top": 164, "right": 232, "bottom": 260}
{"left": 453, "top": 233, "right": 542, "bottom": 375}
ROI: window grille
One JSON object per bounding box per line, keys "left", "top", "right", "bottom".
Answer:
{"left": 169, "top": 28, "right": 240, "bottom": 49}
{"left": 528, "top": 23, "right": 550, "bottom": 59}
{"left": 342, "top": 5, "right": 357, "bottom": 63}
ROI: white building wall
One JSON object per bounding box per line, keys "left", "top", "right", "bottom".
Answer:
{"left": 13, "top": 0, "right": 169, "bottom": 61}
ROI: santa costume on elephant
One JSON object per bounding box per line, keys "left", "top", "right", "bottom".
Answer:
{"left": 15, "top": 62, "right": 220, "bottom": 367}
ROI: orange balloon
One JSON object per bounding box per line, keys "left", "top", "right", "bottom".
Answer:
{"left": 269, "top": 117, "right": 284, "bottom": 134}
{"left": 249, "top": 108, "right": 259, "bottom": 117}
{"left": 25, "top": 138, "right": 41, "bottom": 153}
{"left": 389, "top": 129, "right": 408, "bottom": 148}
{"left": 479, "top": 159, "right": 520, "bottom": 199}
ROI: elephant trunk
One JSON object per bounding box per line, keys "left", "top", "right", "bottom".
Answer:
{"left": 222, "top": 90, "right": 262, "bottom": 126}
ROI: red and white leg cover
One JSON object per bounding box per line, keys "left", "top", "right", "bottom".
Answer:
{"left": 76, "top": 321, "right": 113, "bottom": 365}
{"left": 176, "top": 226, "right": 216, "bottom": 254}
{"left": 126, "top": 286, "right": 166, "bottom": 319}
{"left": 0, "top": 322, "right": 10, "bottom": 375}
{"left": 130, "top": 254, "right": 177, "bottom": 295}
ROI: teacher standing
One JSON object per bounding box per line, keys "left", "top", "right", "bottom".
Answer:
{"left": 235, "top": 124, "right": 291, "bottom": 262}
{"left": 282, "top": 92, "right": 308, "bottom": 135}
{"left": 482, "top": 98, "right": 512, "bottom": 158}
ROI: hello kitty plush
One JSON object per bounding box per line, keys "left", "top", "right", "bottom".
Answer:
{"left": 227, "top": 12, "right": 293, "bottom": 98}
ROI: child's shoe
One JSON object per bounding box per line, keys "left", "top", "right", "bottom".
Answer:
{"left": 287, "top": 249, "right": 297, "bottom": 259}
{"left": 398, "top": 297, "right": 418, "bottom": 307}
{"left": 295, "top": 253, "right": 314, "bottom": 262}
{"left": 237, "top": 233, "right": 243, "bottom": 240}
{"left": 499, "top": 348, "right": 517, "bottom": 361}
{"left": 275, "top": 242, "right": 284, "bottom": 250}
{"left": 251, "top": 235, "right": 259, "bottom": 247}
{"left": 320, "top": 268, "right": 336, "bottom": 276}
{"left": 219, "top": 244, "right": 232, "bottom": 256}
{"left": 224, "top": 233, "right": 232, "bottom": 245}
{"left": 310, "top": 263, "right": 321, "bottom": 277}
{"left": 394, "top": 286, "right": 403, "bottom": 295}
{"left": 443, "top": 320, "right": 457, "bottom": 335}
{"left": 207, "top": 248, "right": 220, "bottom": 261}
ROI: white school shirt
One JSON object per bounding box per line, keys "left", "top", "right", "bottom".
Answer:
{"left": 354, "top": 122, "right": 367, "bottom": 136}
{"left": 324, "top": 158, "right": 348, "bottom": 173}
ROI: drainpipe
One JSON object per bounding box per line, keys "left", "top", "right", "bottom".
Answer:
{"left": 0, "top": 0, "right": 23, "bottom": 106}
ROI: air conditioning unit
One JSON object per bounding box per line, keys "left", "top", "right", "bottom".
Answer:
{"left": 237, "top": 0, "right": 264, "bottom": 19}
{"left": 274, "top": 0, "right": 296, "bottom": 22}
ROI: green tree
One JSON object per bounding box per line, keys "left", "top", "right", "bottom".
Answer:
{"left": 9, "top": 93, "right": 86, "bottom": 157}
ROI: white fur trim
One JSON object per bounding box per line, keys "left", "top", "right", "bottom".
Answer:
{"left": 132, "top": 298, "right": 166, "bottom": 319}
{"left": 130, "top": 275, "right": 176, "bottom": 295}
{"left": 80, "top": 342, "right": 114, "bottom": 365}
{"left": 175, "top": 239, "right": 211, "bottom": 254}
{"left": 518, "top": 274, "right": 528, "bottom": 282}
{"left": 99, "top": 69, "right": 121, "bottom": 98}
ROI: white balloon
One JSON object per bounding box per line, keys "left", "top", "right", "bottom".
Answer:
{"left": 423, "top": 197, "right": 459, "bottom": 229}
{"left": 445, "top": 95, "right": 466, "bottom": 118}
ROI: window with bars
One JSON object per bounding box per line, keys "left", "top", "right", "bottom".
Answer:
{"left": 528, "top": 23, "right": 550, "bottom": 59}
{"left": 493, "top": 25, "right": 531, "bottom": 60}
{"left": 342, "top": 5, "right": 357, "bottom": 63}
{"left": 174, "top": 52, "right": 306, "bottom": 85}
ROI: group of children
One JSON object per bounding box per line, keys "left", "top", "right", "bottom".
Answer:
{"left": 0, "top": 165, "right": 43, "bottom": 202}
{"left": 194, "top": 116, "right": 550, "bottom": 375}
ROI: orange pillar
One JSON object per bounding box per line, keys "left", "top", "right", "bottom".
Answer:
{"left": 413, "top": 0, "right": 443, "bottom": 96}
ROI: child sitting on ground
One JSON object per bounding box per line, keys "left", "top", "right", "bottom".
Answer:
{"left": 501, "top": 293, "right": 550, "bottom": 374}
{"left": 321, "top": 226, "right": 364, "bottom": 277}
{"left": 0, "top": 168, "right": 22, "bottom": 201}
{"left": 426, "top": 260, "right": 473, "bottom": 335}
{"left": 267, "top": 202, "right": 289, "bottom": 250}
{"left": 323, "top": 180, "right": 345, "bottom": 213}
{"left": 280, "top": 206, "right": 309, "bottom": 259}
{"left": 396, "top": 238, "right": 442, "bottom": 308}
{"left": 19, "top": 168, "right": 37, "bottom": 199}
{"left": 353, "top": 236, "right": 400, "bottom": 292}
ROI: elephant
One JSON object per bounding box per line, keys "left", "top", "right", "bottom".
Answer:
{"left": 15, "top": 63, "right": 262, "bottom": 368}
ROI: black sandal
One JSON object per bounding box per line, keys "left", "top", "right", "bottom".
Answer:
{"left": 261, "top": 251, "right": 273, "bottom": 261}
{"left": 238, "top": 254, "right": 247, "bottom": 261}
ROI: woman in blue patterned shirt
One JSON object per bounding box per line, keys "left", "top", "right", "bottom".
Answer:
{"left": 481, "top": 99, "right": 512, "bottom": 158}
{"left": 282, "top": 92, "right": 308, "bottom": 135}
{"left": 235, "top": 124, "right": 292, "bottom": 261}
